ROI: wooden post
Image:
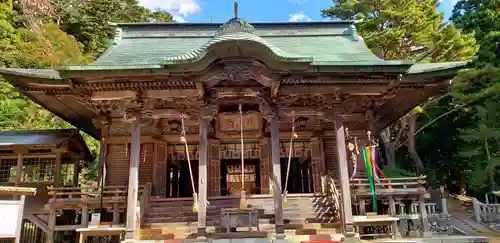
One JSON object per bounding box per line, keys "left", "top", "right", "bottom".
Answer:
{"left": 73, "top": 160, "right": 79, "bottom": 187}
{"left": 15, "top": 152, "right": 23, "bottom": 185}
{"left": 197, "top": 117, "right": 209, "bottom": 237}
{"left": 81, "top": 204, "right": 89, "bottom": 227}
{"left": 125, "top": 117, "right": 141, "bottom": 239}
{"left": 54, "top": 151, "right": 62, "bottom": 187}
{"left": 270, "top": 110, "right": 284, "bottom": 235}
{"left": 46, "top": 209, "right": 56, "bottom": 243}
{"left": 334, "top": 118, "right": 355, "bottom": 236}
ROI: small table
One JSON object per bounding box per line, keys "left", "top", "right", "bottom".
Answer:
{"left": 220, "top": 208, "right": 259, "bottom": 233}
{"left": 76, "top": 227, "right": 126, "bottom": 243}
{"left": 353, "top": 215, "right": 399, "bottom": 240}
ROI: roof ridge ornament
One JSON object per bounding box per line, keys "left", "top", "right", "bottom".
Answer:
{"left": 234, "top": 2, "right": 238, "bottom": 19}
{"left": 215, "top": 1, "right": 255, "bottom": 36}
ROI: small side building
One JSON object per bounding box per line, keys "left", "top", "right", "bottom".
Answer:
{"left": 0, "top": 129, "right": 92, "bottom": 242}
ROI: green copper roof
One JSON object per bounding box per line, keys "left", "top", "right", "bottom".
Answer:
{"left": 91, "top": 21, "right": 386, "bottom": 66}
{"left": 163, "top": 32, "right": 313, "bottom": 64}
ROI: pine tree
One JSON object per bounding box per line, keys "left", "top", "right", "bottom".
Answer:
{"left": 321, "top": 0, "right": 478, "bottom": 177}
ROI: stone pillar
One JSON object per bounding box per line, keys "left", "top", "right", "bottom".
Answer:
{"left": 359, "top": 199, "right": 366, "bottom": 215}
{"left": 125, "top": 116, "right": 141, "bottom": 240}
{"left": 334, "top": 118, "right": 356, "bottom": 238}
{"left": 388, "top": 196, "right": 401, "bottom": 238}
{"left": 418, "top": 195, "right": 431, "bottom": 237}
{"left": 441, "top": 198, "right": 449, "bottom": 215}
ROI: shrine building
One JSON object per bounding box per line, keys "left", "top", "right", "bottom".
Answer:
{"left": 0, "top": 13, "right": 466, "bottom": 243}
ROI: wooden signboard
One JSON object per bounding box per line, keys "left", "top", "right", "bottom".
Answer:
{"left": 0, "top": 196, "right": 26, "bottom": 243}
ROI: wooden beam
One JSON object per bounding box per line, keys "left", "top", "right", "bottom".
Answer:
{"left": 0, "top": 154, "right": 57, "bottom": 159}
{"left": 90, "top": 91, "right": 136, "bottom": 100}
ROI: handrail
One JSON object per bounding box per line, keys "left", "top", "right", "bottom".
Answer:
{"left": 326, "top": 176, "right": 342, "bottom": 225}
{"left": 139, "top": 182, "right": 152, "bottom": 224}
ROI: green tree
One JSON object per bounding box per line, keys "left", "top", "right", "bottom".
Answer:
{"left": 321, "top": 0, "right": 477, "bottom": 61}
{"left": 321, "top": 0, "right": 478, "bottom": 177}
{"left": 449, "top": 0, "right": 500, "bottom": 195}
{"left": 52, "top": 0, "right": 173, "bottom": 55}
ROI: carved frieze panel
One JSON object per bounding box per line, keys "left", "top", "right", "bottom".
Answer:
{"left": 216, "top": 111, "right": 262, "bottom": 139}
{"left": 275, "top": 93, "right": 349, "bottom": 108}
{"left": 281, "top": 75, "right": 398, "bottom": 85}
{"left": 161, "top": 119, "right": 200, "bottom": 134}
{"left": 199, "top": 61, "right": 279, "bottom": 89}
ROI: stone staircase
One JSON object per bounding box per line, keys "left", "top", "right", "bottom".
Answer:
{"left": 138, "top": 194, "right": 341, "bottom": 241}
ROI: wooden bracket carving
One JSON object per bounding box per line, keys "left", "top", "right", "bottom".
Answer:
{"left": 259, "top": 103, "right": 277, "bottom": 123}
{"left": 200, "top": 104, "right": 218, "bottom": 121}
{"left": 200, "top": 61, "right": 278, "bottom": 88}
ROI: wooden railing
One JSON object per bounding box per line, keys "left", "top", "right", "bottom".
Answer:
{"left": 327, "top": 176, "right": 342, "bottom": 223}
{"left": 47, "top": 185, "right": 146, "bottom": 201}
{"left": 138, "top": 182, "right": 152, "bottom": 225}
{"left": 347, "top": 176, "right": 427, "bottom": 193}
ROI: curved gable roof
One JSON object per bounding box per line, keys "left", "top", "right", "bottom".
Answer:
{"left": 91, "top": 21, "right": 384, "bottom": 67}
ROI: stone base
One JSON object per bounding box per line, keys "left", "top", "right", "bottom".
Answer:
{"left": 121, "top": 240, "right": 138, "bottom": 243}
{"left": 341, "top": 231, "right": 360, "bottom": 243}
{"left": 419, "top": 231, "right": 433, "bottom": 238}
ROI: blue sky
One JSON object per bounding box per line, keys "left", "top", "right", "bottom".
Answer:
{"left": 138, "top": 0, "right": 458, "bottom": 23}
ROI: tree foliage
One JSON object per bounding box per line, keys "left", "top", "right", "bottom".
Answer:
{"left": 52, "top": 0, "right": 173, "bottom": 55}
{"left": 322, "top": 0, "right": 478, "bottom": 179}
{"left": 321, "top": 0, "right": 478, "bottom": 61}
{"left": 0, "top": 0, "right": 173, "bottom": 182}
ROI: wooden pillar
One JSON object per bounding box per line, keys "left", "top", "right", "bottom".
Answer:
{"left": 54, "top": 151, "right": 62, "bottom": 187}
{"left": 125, "top": 117, "right": 141, "bottom": 239}
{"left": 155, "top": 142, "right": 168, "bottom": 197}
{"left": 310, "top": 137, "right": 322, "bottom": 193}
{"left": 208, "top": 140, "right": 221, "bottom": 197}
{"left": 197, "top": 117, "right": 209, "bottom": 237}
{"left": 73, "top": 160, "right": 80, "bottom": 187}
{"left": 198, "top": 105, "right": 216, "bottom": 238}
{"left": 335, "top": 118, "right": 355, "bottom": 235}
{"left": 259, "top": 138, "right": 271, "bottom": 194}
{"left": 270, "top": 109, "right": 284, "bottom": 234}
{"left": 46, "top": 209, "right": 56, "bottom": 243}
{"left": 15, "top": 152, "right": 23, "bottom": 185}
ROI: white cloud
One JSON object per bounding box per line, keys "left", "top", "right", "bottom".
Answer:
{"left": 138, "top": 0, "right": 202, "bottom": 22}
{"left": 288, "top": 13, "right": 312, "bottom": 22}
